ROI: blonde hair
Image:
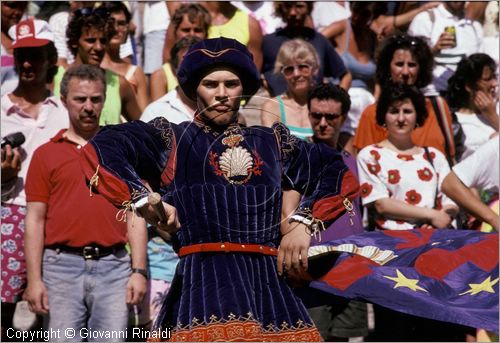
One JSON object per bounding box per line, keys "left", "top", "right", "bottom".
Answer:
{"left": 274, "top": 38, "right": 320, "bottom": 74}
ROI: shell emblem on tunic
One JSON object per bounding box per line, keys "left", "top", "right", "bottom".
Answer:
{"left": 209, "top": 146, "right": 264, "bottom": 184}
{"left": 219, "top": 146, "right": 253, "bottom": 177}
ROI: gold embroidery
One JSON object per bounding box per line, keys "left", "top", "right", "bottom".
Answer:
{"left": 152, "top": 312, "right": 321, "bottom": 342}
{"left": 208, "top": 126, "right": 263, "bottom": 184}
{"left": 343, "top": 197, "right": 356, "bottom": 226}
{"left": 198, "top": 48, "right": 238, "bottom": 58}
{"left": 115, "top": 189, "right": 149, "bottom": 223}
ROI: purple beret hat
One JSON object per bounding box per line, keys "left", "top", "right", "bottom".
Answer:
{"left": 177, "top": 37, "right": 260, "bottom": 101}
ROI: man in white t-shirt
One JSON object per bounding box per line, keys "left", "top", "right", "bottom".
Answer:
{"left": 442, "top": 135, "right": 499, "bottom": 230}
{"left": 141, "top": 87, "right": 194, "bottom": 124}
{"left": 408, "top": 2, "right": 483, "bottom": 93}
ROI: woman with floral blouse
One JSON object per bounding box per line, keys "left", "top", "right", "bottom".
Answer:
{"left": 357, "top": 83, "right": 458, "bottom": 231}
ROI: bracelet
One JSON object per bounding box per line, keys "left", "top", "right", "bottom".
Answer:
{"left": 289, "top": 208, "right": 326, "bottom": 242}
{"left": 131, "top": 268, "right": 148, "bottom": 279}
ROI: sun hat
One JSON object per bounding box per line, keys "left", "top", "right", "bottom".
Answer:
{"left": 177, "top": 37, "right": 260, "bottom": 101}
{"left": 9, "top": 18, "right": 54, "bottom": 49}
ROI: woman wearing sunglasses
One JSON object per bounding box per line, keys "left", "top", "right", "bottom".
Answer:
{"left": 261, "top": 39, "right": 319, "bottom": 140}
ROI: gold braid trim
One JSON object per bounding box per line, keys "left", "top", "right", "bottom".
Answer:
{"left": 115, "top": 189, "right": 150, "bottom": 224}
{"left": 88, "top": 165, "right": 100, "bottom": 197}
{"left": 148, "top": 312, "right": 321, "bottom": 342}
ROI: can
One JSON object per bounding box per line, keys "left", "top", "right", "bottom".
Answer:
{"left": 444, "top": 26, "right": 457, "bottom": 47}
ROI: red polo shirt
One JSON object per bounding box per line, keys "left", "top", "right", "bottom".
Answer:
{"left": 25, "top": 129, "right": 127, "bottom": 247}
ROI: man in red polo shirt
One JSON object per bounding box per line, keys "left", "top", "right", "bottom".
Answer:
{"left": 23, "top": 64, "right": 147, "bottom": 341}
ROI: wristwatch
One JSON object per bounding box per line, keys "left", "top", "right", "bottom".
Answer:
{"left": 131, "top": 268, "right": 148, "bottom": 279}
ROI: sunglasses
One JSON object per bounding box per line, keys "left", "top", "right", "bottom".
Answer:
{"left": 310, "top": 112, "right": 343, "bottom": 124}
{"left": 281, "top": 64, "right": 312, "bottom": 77}
{"left": 74, "top": 7, "right": 110, "bottom": 19}
{"left": 393, "top": 35, "right": 420, "bottom": 47}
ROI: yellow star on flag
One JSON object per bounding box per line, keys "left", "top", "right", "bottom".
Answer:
{"left": 459, "top": 276, "right": 499, "bottom": 296}
{"left": 383, "top": 269, "right": 428, "bottom": 292}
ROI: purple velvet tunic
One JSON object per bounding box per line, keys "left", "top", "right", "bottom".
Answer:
{"left": 81, "top": 118, "right": 358, "bottom": 341}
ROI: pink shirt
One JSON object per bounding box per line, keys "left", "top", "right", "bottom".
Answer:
{"left": 1, "top": 93, "right": 69, "bottom": 206}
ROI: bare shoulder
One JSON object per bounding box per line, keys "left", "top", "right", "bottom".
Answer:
{"left": 261, "top": 97, "right": 281, "bottom": 126}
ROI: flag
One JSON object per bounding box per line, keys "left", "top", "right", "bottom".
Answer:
{"left": 306, "top": 228, "right": 499, "bottom": 333}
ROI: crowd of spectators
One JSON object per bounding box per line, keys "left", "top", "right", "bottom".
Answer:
{"left": 1, "top": 1, "right": 499, "bottom": 342}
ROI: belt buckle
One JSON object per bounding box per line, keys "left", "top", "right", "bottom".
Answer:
{"left": 83, "top": 246, "right": 99, "bottom": 259}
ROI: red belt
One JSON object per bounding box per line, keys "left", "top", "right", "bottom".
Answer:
{"left": 178, "top": 242, "right": 278, "bottom": 257}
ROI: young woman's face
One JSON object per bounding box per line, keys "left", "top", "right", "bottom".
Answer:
{"left": 109, "top": 10, "right": 129, "bottom": 46}
{"left": 77, "top": 27, "right": 107, "bottom": 66}
{"left": 196, "top": 69, "right": 243, "bottom": 126}
{"left": 384, "top": 98, "right": 418, "bottom": 138}
{"left": 474, "top": 66, "right": 499, "bottom": 101}
{"left": 390, "top": 49, "right": 420, "bottom": 86}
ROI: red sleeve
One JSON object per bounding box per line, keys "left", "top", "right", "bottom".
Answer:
{"left": 25, "top": 146, "right": 51, "bottom": 203}
{"left": 312, "top": 169, "right": 360, "bottom": 221}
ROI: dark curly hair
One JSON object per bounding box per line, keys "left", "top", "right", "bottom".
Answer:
{"left": 375, "top": 34, "right": 434, "bottom": 89}
{"left": 307, "top": 84, "right": 351, "bottom": 116}
{"left": 66, "top": 9, "right": 111, "bottom": 57}
{"left": 447, "top": 53, "right": 497, "bottom": 110}
{"left": 376, "top": 83, "right": 428, "bottom": 127}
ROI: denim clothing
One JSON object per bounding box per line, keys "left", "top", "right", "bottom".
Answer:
{"left": 42, "top": 248, "right": 130, "bottom": 342}
{"left": 143, "top": 30, "right": 166, "bottom": 74}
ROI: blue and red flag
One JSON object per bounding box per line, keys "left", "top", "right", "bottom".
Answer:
{"left": 306, "top": 228, "right": 499, "bottom": 333}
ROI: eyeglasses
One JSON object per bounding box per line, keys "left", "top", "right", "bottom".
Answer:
{"left": 310, "top": 112, "right": 343, "bottom": 124}
{"left": 281, "top": 64, "right": 312, "bottom": 77}
{"left": 74, "top": 7, "right": 110, "bottom": 19}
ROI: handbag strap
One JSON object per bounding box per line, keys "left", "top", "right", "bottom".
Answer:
{"left": 429, "top": 96, "right": 454, "bottom": 167}
{"left": 423, "top": 146, "right": 439, "bottom": 209}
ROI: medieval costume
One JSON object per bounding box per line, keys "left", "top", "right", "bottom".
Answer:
{"left": 81, "top": 38, "right": 359, "bottom": 341}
